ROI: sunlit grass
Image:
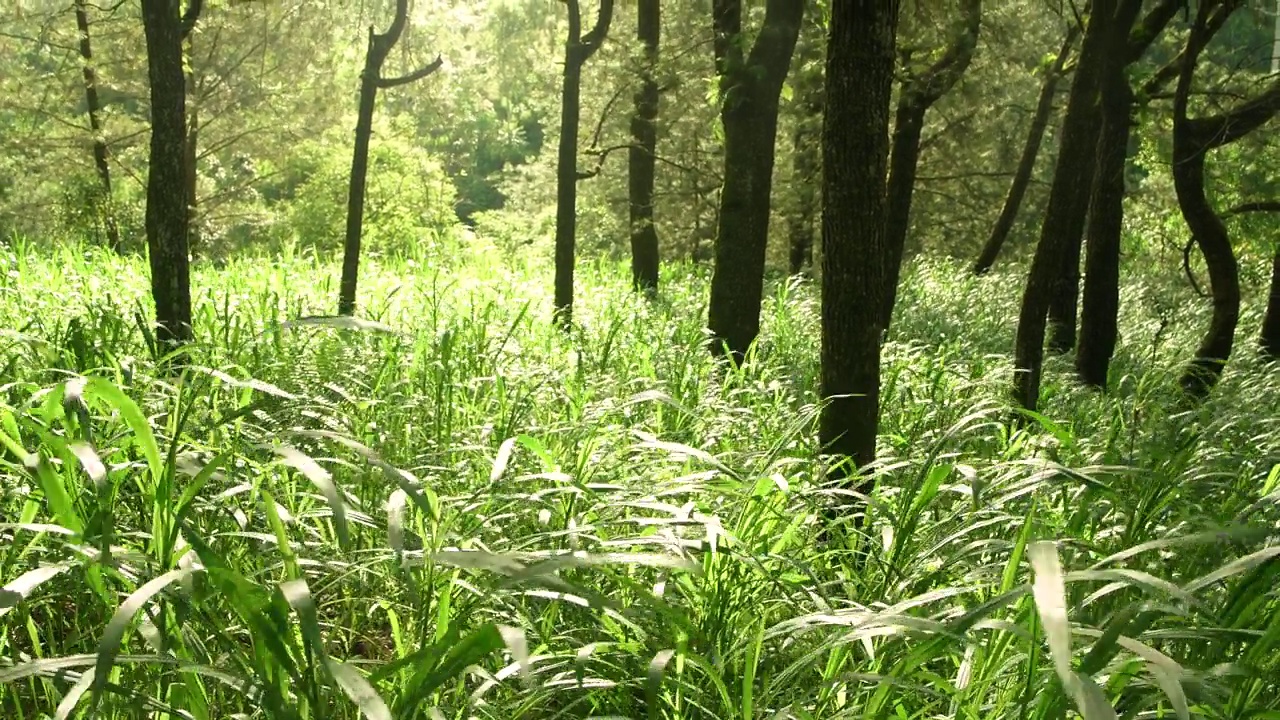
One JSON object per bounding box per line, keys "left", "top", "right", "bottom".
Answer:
{"left": 1, "top": 240, "right": 1278, "bottom": 719}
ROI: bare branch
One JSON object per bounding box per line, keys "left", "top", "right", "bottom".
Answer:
{"left": 377, "top": 56, "right": 443, "bottom": 88}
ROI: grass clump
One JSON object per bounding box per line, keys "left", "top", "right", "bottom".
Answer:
{"left": 2, "top": 244, "right": 1279, "bottom": 719}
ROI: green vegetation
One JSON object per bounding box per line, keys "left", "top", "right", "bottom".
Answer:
{"left": 3, "top": 243, "right": 1279, "bottom": 718}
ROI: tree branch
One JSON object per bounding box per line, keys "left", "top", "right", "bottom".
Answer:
{"left": 580, "top": 0, "right": 614, "bottom": 53}
{"left": 1126, "top": 0, "right": 1180, "bottom": 62}
{"left": 1224, "top": 200, "right": 1280, "bottom": 216}
{"left": 377, "top": 56, "right": 443, "bottom": 88}
{"left": 180, "top": 0, "right": 202, "bottom": 40}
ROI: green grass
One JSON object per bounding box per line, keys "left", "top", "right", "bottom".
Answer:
{"left": 1, "top": 240, "right": 1279, "bottom": 719}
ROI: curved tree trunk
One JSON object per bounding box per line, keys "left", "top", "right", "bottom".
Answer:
{"left": 706, "top": 0, "right": 804, "bottom": 360}
{"left": 141, "top": 0, "right": 202, "bottom": 350}
{"left": 1262, "top": 249, "right": 1280, "bottom": 360}
{"left": 1171, "top": 1, "right": 1280, "bottom": 397}
{"left": 628, "top": 0, "right": 660, "bottom": 293}
{"left": 337, "top": 0, "right": 443, "bottom": 316}
{"left": 974, "top": 25, "right": 1078, "bottom": 275}
{"left": 881, "top": 0, "right": 981, "bottom": 330}
{"left": 820, "top": 0, "right": 900, "bottom": 505}
{"left": 75, "top": 0, "right": 121, "bottom": 253}
{"left": 553, "top": 0, "right": 614, "bottom": 327}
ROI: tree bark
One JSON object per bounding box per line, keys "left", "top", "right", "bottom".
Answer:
{"left": 629, "top": 0, "right": 660, "bottom": 293}
{"left": 706, "top": 0, "right": 804, "bottom": 360}
{"left": 787, "top": 24, "right": 823, "bottom": 277}
{"left": 184, "top": 36, "right": 200, "bottom": 258}
{"left": 337, "top": 0, "right": 442, "bottom": 316}
{"left": 1012, "top": 0, "right": 1111, "bottom": 410}
{"left": 553, "top": 0, "right": 614, "bottom": 327}
{"left": 881, "top": 0, "right": 981, "bottom": 329}
{"left": 141, "top": 0, "right": 201, "bottom": 350}
{"left": 973, "top": 25, "right": 1078, "bottom": 275}
{"left": 1263, "top": 250, "right": 1280, "bottom": 360}
{"left": 820, "top": 0, "right": 900, "bottom": 502}
{"left": 1046, "top": 0, "right": 1181, "bottom": 353}
{"left": 1172, "top": 1, "right": 1280, "bottom": 397}
{"left": 74, "top": 0, "right": 120, "bottom": 253}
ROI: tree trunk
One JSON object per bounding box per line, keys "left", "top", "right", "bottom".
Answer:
{"left": 706, "top": 0, "right": 804, "bottom": 360}
{"left": 628, "top": 0, "right": 660, "bottom": 293}
{"left": 1013, "top": 1, "right": 1113, "bottom": 410}
{"left": 553, "top": 0, "right": 614, "bottom": 327}
{"left": 75, "top": 0, "right": 120, "bottom": 253}
{"left": 1076, "top": 15, "right": 1140, "bottom": 388}
{"left": 141, "top": 0, "right": 200, "bottom": 350}
{"left": 336, "top": 0, "right": 442, "bottom": 317}
{"left": 881, "top": 0, "right": 981, "bottom": 329}
{"left": 974, "top": 25, "right": 1078, "bottom": 275}
{"left": 338, "top": 53, "right": 378, "bottom": 317}
{"left": 1262, "top": 249, "right": 1280, "bottom": 360}
{"left": 184, "top": 36, "right": 200, "bottom": 258}
{"left": 787, "top": 27, "right": 823, "bottom": 277}
{"left": 820, "top": 0, "right": 900, "bottom": 500}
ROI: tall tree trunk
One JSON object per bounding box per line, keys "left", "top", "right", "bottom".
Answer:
{"left": 973, "top": 25, "right": 1078, "bottom": 275}
{"left": 706, "top": 0, "right": 804, "bottom": 360}
{"left": 141, "top": 0, "right": 201, "bottom": 350}
{"left": 553, "top": 0, "right": 615, "bottom": 327}
{"left": 184, "top": 36, "right": 200, "bottom": 258}
{"left": 820, "top": 0, "right": 900, "bottom": 503}
{"left": 628, "top": 0, "right": 660, "bottom": 293}
{"left": 75, "top": 0, "right": 120, "bottom": 253}
{"left": 1012, "top": 0, "right": 1111, "bottom": 410}
{"left": 1046, "top": 0, "right": 1181, "bottom": 353}
{"left": 336, "top": 0, "right": 442, "bottom": 316}
{"left": 1171, "top": 1, "right": 1280, "bottom": 398}
{"left": 881, "top": 0, "right": 981, "bottom": 329}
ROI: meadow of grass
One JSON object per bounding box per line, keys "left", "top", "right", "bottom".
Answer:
{"left": 1, "top": 239, "right": 1279, "bottom": 720}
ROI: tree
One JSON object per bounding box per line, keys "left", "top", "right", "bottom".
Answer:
{"left": 973, "top": 23, "right": 1079, "bottom": 276}
{"left": 629, "top": 0, "right": 660, "bottom": 293}
{"left": 820, "top": 0, "right": 900, "bottom": 511}
{"left": 1047, "top": 0, "right": 1182, "bottom": 354}
{"left": 1172, "top": 0, "right": 1280, "bottom": 397}
{"left": 552, "top": 0, "right": 615, "bottom": 327}
{"left": 705, "top": 0, "right": 804, "bottom": 360}
{"left": 1264, "top": 248, "right": 1280, "bottom": 360}
{"left": 787, "top": 13, "right": 824, "bottom": 277}
{"left": 336, "top": 0, "right": 442, "bottom": 317}
{"left": 141, "top": 0, "right": 202, "bottom": 350}
{"left": 74, "top": 0, "right": 121, "bottom": 253}
{"left": 881, "top": 0, "right": 981, "bottom": 328}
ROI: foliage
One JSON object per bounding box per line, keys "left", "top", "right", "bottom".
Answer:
{"left": 2, "top": 246, "right": 1279, "bottom": 718}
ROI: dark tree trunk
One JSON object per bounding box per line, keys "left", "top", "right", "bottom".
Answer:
{"left": 1046, "top": 0, "right": 1181, "bottom": 353}
{"left": 553, "top": 0, "right": 615, "bottom": 327}
{"left": 706, "top": 0, "right": 804, "bottom": 360}
{"left": 628, "top": 0, "right": 660, "bottom": 293}
{"left": 1075, "top": 4, "right": 1147, "bottom": 388}
{"left": 184, "top": 36, "right": 200, "bottom": 258}
{"left": 141, "top": 0, "right": 201, "bottom": 350}
{"left": 1262, "top": 249, "right": 1280, "bottom": 360}
{"left": 1171, "top": 2, "right": 1280, "bottom": 398}
{"left": 1013, "top": 0, "right": 1112, "bottom": 410}
{"left": 337, "top": 0, "right": 442, "bottom": 316}
{"left": 75, "top": 0, "right": 120, "bottom": 253}
{"left": 974, "top": 25, "right": 1078, "bottom": 276}
{"left": 881, "top": 0, "right": 981, "bottom": 329}
{"left": 820, "top": 0, "right": 900, "bottom": 499}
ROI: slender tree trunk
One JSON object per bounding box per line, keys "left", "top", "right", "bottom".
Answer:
{"left": 1262, "top": 249, "right": 1280, "bottom": 360}
{"left": 1076, "top": 18, "right": 1138, "bottom": 388}
{"left": 629, "top": 0, "right": 660, "bottom": 293}
{"left": 75, "top": 0, "right": 120, "bottom": 253}
{"left": 974, "top": 25, "right": 1078, "bottom": 275}
{"left": 184, "top": 36, "right": 200, "bottom": 258}
{"left": 338, "top": 55, "right": 378, "bottom": 316}
{"left": 1013, "top": 0, "right": 1111, "bottom": 410}
{"left": 553, "top": 0, "right": 614, "bottom": 327}
{"left": 1042, "top": 96, "right": 1100, "bottom": 354}
{"left": 820, "top": 0, "right": 900, "bottom": 499}
{"left": 881, "top": 0, "right": 981, "bottom": 329}
{"left": 788, "top": 26, "right": 823, "bottom": 277}
{"left": 706, "top": 0, "right": 804, "bottom": 360}
{"left": 336, "top": 1, "right": 442, "bottom": 316}
{"left": 141, "top": 0, "right": 201, "bottom": 350}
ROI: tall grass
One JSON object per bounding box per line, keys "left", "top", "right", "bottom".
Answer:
{"left": 1, "top": 241, "right": 1278, "bottom": 719}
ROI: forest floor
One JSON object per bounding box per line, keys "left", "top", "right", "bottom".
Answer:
{"left": 2, "top": 243, "right": 1279, "bottom": 719}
